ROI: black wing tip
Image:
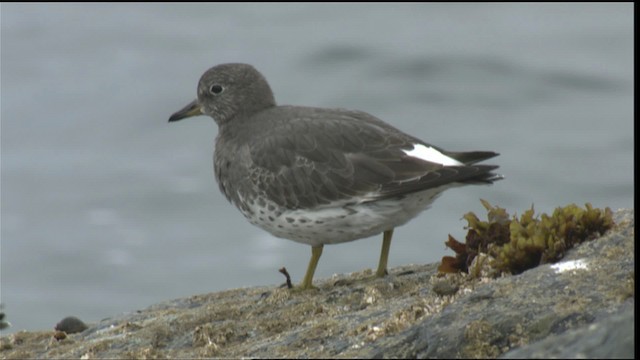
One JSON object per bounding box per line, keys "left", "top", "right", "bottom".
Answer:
{"left": 481, "top": 172, "right": 505, "bottom": 184}
{"left": 460, "top": 151, "right": 500, "bottom": 165}
{"left": 463, "top": 164, "right": 504, "bottom": 184}
{"left": 437, "top": 150, "right": 500, "bottom": 165}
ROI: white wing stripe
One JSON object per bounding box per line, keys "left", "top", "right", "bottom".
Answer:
{"left": 402, "top": 144, "right": 463, "bottom": 166}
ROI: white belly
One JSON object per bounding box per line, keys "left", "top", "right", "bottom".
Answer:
{"left": 235, "top": 185, "right": 456, "bottom": 247}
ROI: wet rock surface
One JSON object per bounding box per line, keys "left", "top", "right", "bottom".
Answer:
{"left": 1, "top": 209, "right": 633, "bottom": 359}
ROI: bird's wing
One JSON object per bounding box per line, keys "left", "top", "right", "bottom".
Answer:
{"left": 248, "top": 108, "right": 499, "bottom": 209}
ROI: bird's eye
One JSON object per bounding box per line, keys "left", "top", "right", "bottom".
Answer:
{"left": 209, "top": 84, "right": 224, "bottom": 95}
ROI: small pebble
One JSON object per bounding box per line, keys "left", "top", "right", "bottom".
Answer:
{"left": 432, "top": 280, "right": 460, "bottom": 296}
{"left": 53, "top": 331, "right": 67, "bottom": 341}
{"left": 0, "top": 306, "right": 10, "bottom": 330}
{"left": 55, "top": 316, "right": 88, "bottom": 334}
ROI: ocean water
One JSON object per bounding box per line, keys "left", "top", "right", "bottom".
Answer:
{"left": 0, "top": 3, "right": 633, "bottom": 333}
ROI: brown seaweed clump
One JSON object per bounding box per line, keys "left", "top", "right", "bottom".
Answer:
{"left": 439, "top": 200, "right": 614, "bottom": 275}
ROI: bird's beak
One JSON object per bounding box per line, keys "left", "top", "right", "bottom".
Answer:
{"left": 168, "top": 100, "right": 203, "bottom": 122}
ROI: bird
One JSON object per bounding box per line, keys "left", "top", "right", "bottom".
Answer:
{"left": 169, "top": 63, "right": 502, "bottom": 289}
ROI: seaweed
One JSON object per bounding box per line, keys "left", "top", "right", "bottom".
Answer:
{"left": 439, "top": 200, "right": 614, "bottom": 275}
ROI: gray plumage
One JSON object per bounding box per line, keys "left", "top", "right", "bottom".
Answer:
{"left": 169, "top": 63, "right": 502, "bottom": 289}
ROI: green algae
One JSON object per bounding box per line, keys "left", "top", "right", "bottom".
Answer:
{"left": 439, "top": 200, "right": 614, "bottom": 275}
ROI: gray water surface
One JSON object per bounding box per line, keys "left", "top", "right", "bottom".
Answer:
{"left": 1, "top": 3, "right": 633, "bottom": 333}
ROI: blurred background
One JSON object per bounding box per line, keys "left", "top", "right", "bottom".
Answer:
{"left": 0, "top": 3, "right": 633, "bottom": 333}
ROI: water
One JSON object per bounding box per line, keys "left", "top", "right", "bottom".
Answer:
{"left": 0, "top": 3, "right": 633, "bottom": 333}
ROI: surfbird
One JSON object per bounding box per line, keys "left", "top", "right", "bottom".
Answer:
{"left": 169, "top": 63, "right": 502, "bottom": 289}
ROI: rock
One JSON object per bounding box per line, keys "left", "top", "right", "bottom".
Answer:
{"left": 500, "top": 301, "right": 634, "bottom": 359}
{"left": 54, "top": 316, "right": 88, "bottom": 334}
{"left": 0, "top": 209, "right": 633, "bottom": 359}
{"left": 0, "top": 308, "right": 10, "bottom": 331}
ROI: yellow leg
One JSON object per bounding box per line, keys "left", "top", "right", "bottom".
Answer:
{"left": 376, "top": 229, "right": 393, "bottom": 277}
{"left": 299, "top": 245, "right": 323, "bottom": 290}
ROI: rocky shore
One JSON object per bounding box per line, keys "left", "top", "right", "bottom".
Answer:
{"left": 1, "top": 209, "right": 633, "bottom": 359}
